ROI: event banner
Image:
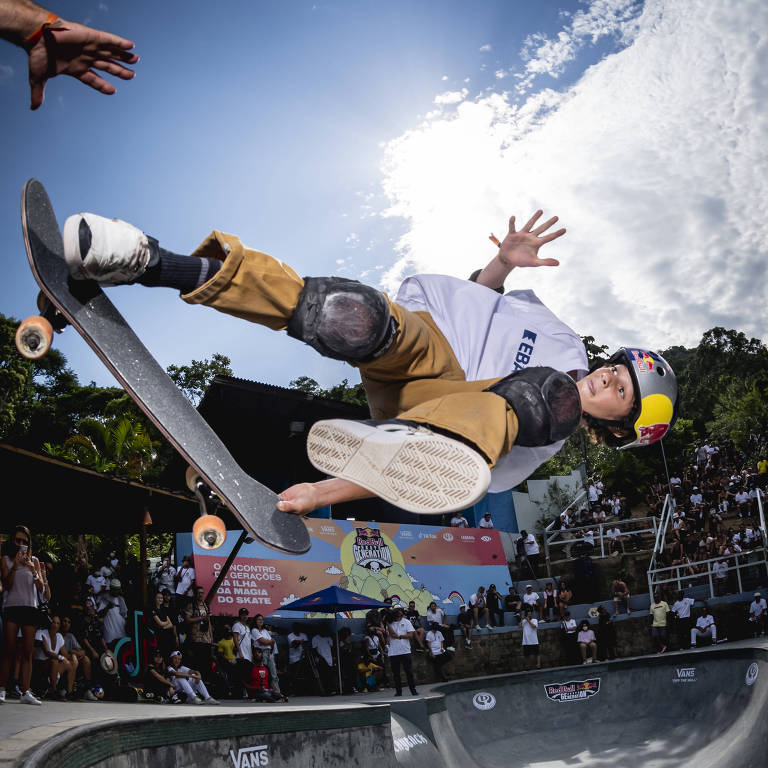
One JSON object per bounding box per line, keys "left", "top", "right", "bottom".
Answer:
{"left": 190, "top": 520, "right": 512, "bottom": 617}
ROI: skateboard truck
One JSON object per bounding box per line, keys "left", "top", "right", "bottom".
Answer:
{"left": 187, "top": 465, "right": 228, "bottom": 550}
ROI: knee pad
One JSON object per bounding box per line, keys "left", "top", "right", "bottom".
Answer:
{"left": 485, "top": 367, "right": 581, "bottom": 446}
{"left": 287, "top": 277, "right": 397, "bottom": 362}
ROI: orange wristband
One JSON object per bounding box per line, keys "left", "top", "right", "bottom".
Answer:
{"left": 24, "top": 12, "right": 60, "bottom": 48}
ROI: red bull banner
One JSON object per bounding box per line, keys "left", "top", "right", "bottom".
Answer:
{"left": 190, "top": 520, "right": 511, "bottom": 617}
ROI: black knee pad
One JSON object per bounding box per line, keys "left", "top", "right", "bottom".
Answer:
{"left": 287, "top": 277, "right": 397, "bottom": 362}
{"left": 485, "top": 367, "right": 581, "bottom": 446}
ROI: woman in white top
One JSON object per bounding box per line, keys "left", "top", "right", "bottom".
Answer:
{"left": 0, "top": 525, "right": 45, "bottom": 705}
{"left": 251, "top": 614, "right": 282, "bottom": 695}
{"left": 35, "top": 615, "right": 77, "bottom": 699}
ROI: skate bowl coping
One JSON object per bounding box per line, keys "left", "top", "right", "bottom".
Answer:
{"left": 13, "top": 642, "right": 768, "bottom": 768}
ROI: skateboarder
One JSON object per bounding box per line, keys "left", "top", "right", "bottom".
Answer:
{"left": 60, "top": 208, "right": 678, "bottom": 515}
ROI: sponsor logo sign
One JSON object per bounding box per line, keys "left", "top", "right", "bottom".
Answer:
{"left": 352, "top": 527, "right": 393, "bottom": 571}
{"left": 673, "top": 667, "right": 696, "bottom": 684}
{"left": 442, "top": 532, "right": 454, "bottom": 542}
{"left": 545, "top": 678, "right": 600, "bottom": 702}
{"left": 472, "top": 691, "right": 497, "bottom": 710}
{"left": 746, "top": 662, "right": 759, "bottom": 686}
{"left": 393, "top": 733, "right": 429, "bottom": 753}
{"left": 480, "top": 536, "right": 492, "bottom": 543}
{"left": 229, "top": 745, "right": 268, "bottom": 767}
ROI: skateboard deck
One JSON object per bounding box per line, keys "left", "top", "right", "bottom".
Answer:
{"left": 19, "top": 178, "right": 310, "bottom": 555}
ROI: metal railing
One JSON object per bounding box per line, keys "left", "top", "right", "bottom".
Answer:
{"left": 647, "top": 488, "right": 768, "bottom": 602}
{"left": 544, "top": 515, "right": 659, "bottom": 568}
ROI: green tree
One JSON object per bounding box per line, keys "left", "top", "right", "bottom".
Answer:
{"left": 0, "top": 313, "right": 34, "bottom": 438}
{"left": 167, "top": 353, "right": 234, "bottom": 406}
{"left": 288, "top": 376, "right": 368, "bottom": 407}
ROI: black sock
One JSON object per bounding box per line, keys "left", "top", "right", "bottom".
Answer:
{"left": 138, "top": 238, "right": 221, "bottom": 293}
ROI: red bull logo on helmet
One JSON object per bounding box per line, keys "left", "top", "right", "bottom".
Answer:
{"left": 629, "top": 348, "right": 658, "bottom": 374}
{"left": 636, "top": 423, "right": 669, "bottom": 445}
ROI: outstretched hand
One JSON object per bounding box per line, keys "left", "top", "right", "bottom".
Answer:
{"left": 497, "top": 210, "right": 565, "bottom": 269}
{"left": 27, "top": 19, "right": 138, "bottom": 110}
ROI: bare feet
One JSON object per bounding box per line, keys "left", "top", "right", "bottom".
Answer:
{"left": 276, "top": 483, "right": 319, "bottom": 516}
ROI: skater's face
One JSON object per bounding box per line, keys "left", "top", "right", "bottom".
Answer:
{"left": 577, "top": 364, "right": 635, "bottom": 422}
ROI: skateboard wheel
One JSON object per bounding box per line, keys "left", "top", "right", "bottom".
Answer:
{"left": 185, "top": 465, "right": 203, "bottom": 493}
{"left": 193, "top": 514, "right": 226, "bottom": 550}
{"left": 15, "top": 315, "right": 53, "bottom": 359}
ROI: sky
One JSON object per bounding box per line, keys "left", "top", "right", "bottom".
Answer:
{"left": 1, "top": 0, "right": 766, "bottom": 392}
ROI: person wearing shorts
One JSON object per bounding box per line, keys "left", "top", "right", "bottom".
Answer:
{"left": 521, "top": 610, "right": 541, "bottom": 669}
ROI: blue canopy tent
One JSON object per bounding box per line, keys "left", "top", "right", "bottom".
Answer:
{"left": 273, "top": 586, "right": 391, "bottom": 693}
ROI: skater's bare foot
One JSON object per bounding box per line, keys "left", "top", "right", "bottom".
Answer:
{"left": 277, "top": 478, "right": 375, "bottom": 515}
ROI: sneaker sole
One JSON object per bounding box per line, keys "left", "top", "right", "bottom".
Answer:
{"left": 63, "top": 215, "right": 88, "bottom": 280}
{"left": 307, "top": 420, "right": 490, "bottom": 514}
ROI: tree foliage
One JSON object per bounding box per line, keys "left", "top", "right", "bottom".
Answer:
{"left": 167, "top": 353, "right": 233, "bottom": 406}
{"left": 288, "top": 376, "right": 368, "bottom": 407}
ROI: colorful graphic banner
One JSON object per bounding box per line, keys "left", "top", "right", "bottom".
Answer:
{"left": 191, "top": 520, "right": 511, "bottom": 617}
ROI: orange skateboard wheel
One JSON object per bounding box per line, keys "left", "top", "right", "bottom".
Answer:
{"left": 16, "top": 315, "right": 53, "bottom": 359}
{"left": 193, "top": 514, "right": 226, "bottom": 550}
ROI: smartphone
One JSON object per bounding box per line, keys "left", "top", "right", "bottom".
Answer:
{"left": 19, "top": 544, "right": 28, "bottom": 554}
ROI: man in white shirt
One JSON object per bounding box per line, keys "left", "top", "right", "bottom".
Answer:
{"left": 520, "top": 530, "right": 540, "bottom": 576}
{"left": 232, "top": 608, "right": 252, "bottom": 662}
{"left": 690, "top": 606, "right": 716, "bottom": 647}
{"left": 521, "top": 610, "right": 541, "bottom": 669}
{"left": 671, "top": 591, "right": 696, "bottom": 649}
{"left": 450, "top": 514, "right": 469, "bottom": 528}
{"left": 286, "top": 623, "right": 309, "bottom": 695}
{"left": 606, "top": 526, "right": 624, "bottom": 555}
{"left": 522, "top": 585, "right": 543, "bottom": 621}
{"left": 712, "top": 559, "right": 729, "bottom": 595}
{"left": 425, "top": 622, "right": 449, "bottom": 681}
{"left": 175, "top": 556, "right": 196, "bottom": 607}
{"left": 690, "top": 487, "right": 703, "bottom": 507}
{"left": 748, "top": 592, "right": 767, "bottom": 637}
{"left": 734, "top": 489, "right": 749, "bottom": 518}
{"left": 86, "top": 567, "right": 107, "bottom": 603}
{"left": 387, "top": 608, "right": 418, "bottom": 697}
{"left": 311, "top": 630, "right": 336, "bottom": 693}
{"left": 469, "top": 586, "right": 492, "bottom": 630}
{"left": 478, "top": 512, "right": 494, "bottom": 529}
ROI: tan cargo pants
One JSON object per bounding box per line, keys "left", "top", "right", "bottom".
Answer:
{"left": 182, "top": 232, "right": 518, "bottom": 467}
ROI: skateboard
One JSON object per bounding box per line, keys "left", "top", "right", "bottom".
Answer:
{"left": 15, "top": 179, "right": 310, "bottom": 555}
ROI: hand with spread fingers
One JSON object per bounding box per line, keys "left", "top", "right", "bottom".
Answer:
{"left": 0, "top": 0, "right": 138, "bottom": 110}
{"left": 497, "top": 210, "right": 566, "bottom": 270}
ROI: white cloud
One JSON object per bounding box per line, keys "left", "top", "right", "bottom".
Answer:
{"left": 325, "top": 565, "right": 343, "bottom": 575}
{"left": 0, "top": 64, "right": 13, "bottom": 82}
{"left": 479, "top": 44, "right": 492, "bottom": 52}
{"left": 344, "top": 233, "right": 359, "bottom": 247}
{"left": 433, "top": 89, "right": 468, "bottom": 105}
{"left": 441, "top": 75, "right": 449, "bottom": 81}
{"left": 377, "top": 0, "right": 768, "bottom": 352}
{"left": 441, "top": 597, "right": 453, "bottom": 603}
{"left": 280, "top": 593, "right": 299, "bottom": 606}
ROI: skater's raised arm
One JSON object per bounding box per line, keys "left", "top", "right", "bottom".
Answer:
{"left": 473, "top": 210, "right": 565, "bottom": 291}
{"left": 0, "top": 0, "right": 138, "bottom": 110}
{"left": 276, "top": 478, "right": 376, "bottom": 516}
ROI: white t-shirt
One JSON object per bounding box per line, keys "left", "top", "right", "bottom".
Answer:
{"left": 469, "top": 592, "right": 486, "bottom": 608}
{"left": 395, "top": 276, "right": 588, "bottom": 491}
{"left": 426, "top": 630, "right": 444, "bottom": 655}
{"left": 426, "top": 607, "right": 446, "bottom": 626}
{"left": 750, "top": 599, "right": 767, "bottom": 618}
{"left": 101, "top": 595, "right": 127, "bottom": 643}
{"left": 287, "top": 632, "right": 308, "bottom": 664}
{"left": 607, "top": 528, "right": 621, "bottom": 541}
{"left": 735, "top": 491, "right": 749, "bottom": 505}
{"left": 86, "top": 573, "right": 107, "bottom": 596}
{"left": 561, "top": 617, "right": 577, "bottom": 634}
{"left": 695, "top": 615, "right": 715, "bottom": 632}
{"left": 670, "top": 476, "right": 681, "bottom": 487}
{"left": 690, "top": 493, "right": 703, "bottom": 506}
{"left": 175, "top": 566, "right": 195, "bottom": 596}
{"left": 388, "top": 618, "right": 415, "bottom": 657}
{"left": 478, "top": 517, "right": 494, "bottom": 528}
{"left": 523, "top": 591, "right": 539, "bottom": 607}
{"left": 523, "top": 534, "right": 540, "bottom": 556}
{"left": 450, "top": 515, "right": 468, "bottom": 527}
{"left": 522, "top": 617, "right": 539, "bottom": 645}
{"left": 251, "top": 627, "right": 273, "bottom": 652}
{"left": 233, "top": 620, "right": 252, "bottom": 662}
{"left": 671, "top": 597, "right": 695, "bottom": 619}
{"left": 583, "top": 530, "right": 595, "bottom": 546}
{"left": 34, "top": 629, "right": 64, "bottom": 661}
{"left": 588, "top": 485, "right": 598, "bottom": 502}
{"left": 312, "top": 635, "right": 334, "bottom": 667}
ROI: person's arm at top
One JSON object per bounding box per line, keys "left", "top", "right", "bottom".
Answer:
{"left": 472, "top": 211, "right": 565, "bottom": 291}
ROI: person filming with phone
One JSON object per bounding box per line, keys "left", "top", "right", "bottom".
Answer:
{"left": 0, "top": 525, "right": 46, "bottom": 705}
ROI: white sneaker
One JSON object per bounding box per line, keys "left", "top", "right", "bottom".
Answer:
{"left": 0, "top": 688, "right": 5, "bottom": 703}
{"left": 203, "top": 697, "right": 220, "bottom": 705}
{"left": 63, "top": 213, "right": 152, "bottom": 285}
{"left": 446, "top": 647, "right": 456, "bottom": 653}
{"left": 83, "top": 689, "right": 98, "bottom": 702}
{"left": 189, "top": 696, "right": 203, "bottom": 705}
{"left": 307, "top": 419, "right": 491, "bottom": 514}
{"left": 21, "top": 689, "right": 42, "bottom": 706}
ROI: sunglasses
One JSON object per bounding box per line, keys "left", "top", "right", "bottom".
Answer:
{"left": 14, "top": 537, "right": 29, "bottom": 544}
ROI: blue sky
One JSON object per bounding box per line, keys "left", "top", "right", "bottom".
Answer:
{"left": 1, "top": 0, "right": 766, "bottom": 391}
